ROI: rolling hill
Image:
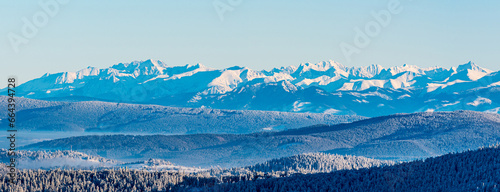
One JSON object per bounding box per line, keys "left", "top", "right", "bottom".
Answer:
{"left": 0, "top": 96, "right": 362, "bottom": 134}
{"left": 206, "top": 145, "right": 500, "bottom": 192}
{"left": 23, "top": 110, "right": 500, "bottom": 167}
{"left": 2, "top": 145, "right": 499, "bottom": 191}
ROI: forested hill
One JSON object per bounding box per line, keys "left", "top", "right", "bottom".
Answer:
{"left": 0, "top": 96, "right": 363, "bottom": 134}
{"left": 23, "top": 110, "right": 500, "bottom": 167}
{"left": 205, "top": 145, "right": 500, "bottom": 192}
{"left": 1, "top": 145, "right": 499, "bottom": 191}
{"left": 206, "top": 152, "right": 393, "bottom": 177}
{"left": 244, "top": 153, "right": 393, "bottom": 173}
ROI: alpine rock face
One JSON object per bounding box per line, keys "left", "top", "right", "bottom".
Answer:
{"left": 8, "top": 59, "right": 500, "bottom": 117}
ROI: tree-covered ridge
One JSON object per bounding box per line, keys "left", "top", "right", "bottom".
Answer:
{"left": 0, "top": 146, "right": 499, "bottom": 191}
{"left": 0, "top": 96, "right": 363, "bottom": 134}
{"left": 0, "top": 149, "right": 118, "bottom": 169}
{"left": 0, "top": 152, "right": 389, "bottom": 191}
{"left": 234, "top": 152, "right": 393, "bottom": 174}
{"left": 207, "top": 145, "right": 500, "bottom": 192}
{"left": 23, "top": 111, "right": 500, "bottom": 167}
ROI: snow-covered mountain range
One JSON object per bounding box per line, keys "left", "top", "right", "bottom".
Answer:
{"left": 9, "top": 59, "right": 500, "bottom": 116}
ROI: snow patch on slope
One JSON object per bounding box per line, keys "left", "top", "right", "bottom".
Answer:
{"left": 467, "top": 97, "right": 492, "bottom": 107}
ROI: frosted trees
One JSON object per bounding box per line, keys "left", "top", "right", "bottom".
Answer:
{"left": 1, "top": 145, "right": 499, "bottom": 191}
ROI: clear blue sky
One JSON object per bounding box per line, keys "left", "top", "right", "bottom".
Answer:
{"left": 1, "top": 0, "right": 499, "bottom": 84}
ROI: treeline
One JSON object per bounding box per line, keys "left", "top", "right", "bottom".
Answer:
{"left": 0, "top": 167, "right": 281, "bottom": 192}
{"left": 246, "top": 152, "right": 392, "bottom": 173}
{"left": 206, "top": 146, "right": 500, "bottom": 192}
{"left": 0, "top": 152, "right": 391, "bottom": 191}
{"left": 205, "top": 152, "right": 392, "bottom": 177}
{"left": 0, "top": 149, "right": 116, "bottom": 164}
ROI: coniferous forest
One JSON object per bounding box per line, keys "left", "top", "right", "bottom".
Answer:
{"left": 1, "top": 146, "right": 499, "bottom": 192}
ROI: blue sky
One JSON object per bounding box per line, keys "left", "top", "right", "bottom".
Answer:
{"left": 1, "top": 0, "right": 499, "bottom": 84}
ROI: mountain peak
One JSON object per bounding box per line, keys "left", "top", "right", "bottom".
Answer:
{"left": 137, "top": 59, "right": 168, "bottom": 70}
{"left": 147, "top": 59, "right": 168, "bottom": 68}
{"left": 387, "top": 64, "right": 423, "bottom": 75}
{"left": 193, "top": 63, "right": 206, "bottom": 68}
{"left": 110, "top": 60, "right": 168, "bottom": 77}
{"left": 11, "top": 59, "right": 500, "bottom": 116}
{"left": 298, "top": 60, "right": 346, "bottom": 71}
{"left": 456, "top": 61, "right": 492, "bottom": 73}
{"left": 348, "top": 64, "right": 384, "bottom": 78}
